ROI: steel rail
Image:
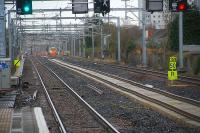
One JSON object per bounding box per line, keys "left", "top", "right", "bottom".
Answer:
{"left": 50, "top": 59, "right": 200, "bottom": 127}
{"left": 100, "top": 70, "right": 200, "bottom": 106}
{"left": 63, "top": 57, "right": 200, "bottom": 104}
{"left": 64, "top": 61, "right": 200, "bottom": 106}
{"left": 68, "top": 57, "right": 200, "bottom": 86}
{"left": 31, "top": 59, "right": 67, "bottom": 133}
{"left": 35, "top": 58, "right": 120, "bottom": 133}
{"left": 107, "top": 64, "right": 200, "bottom": 86}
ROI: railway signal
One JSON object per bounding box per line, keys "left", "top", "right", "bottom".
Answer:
{"left": 169, "top": 0, "right": 187, "bottom": 12}
{"left": 101, "top": 0, "right": 110, "bottom": 15}
{"left": 94, "top": 0, "right": 101, "bottom": 13}
{"left": 94, "top": 0, "right": 110, "bottom": 16}
{"left": 16, "top": 0, "right": 32, "bottom": 15}
{"left": 178, "top": 1, "right": 187, "bottom": 11}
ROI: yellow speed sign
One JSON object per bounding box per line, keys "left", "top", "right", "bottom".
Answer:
{"left": 168, "top": 56, "right": 178, "bottom": 80}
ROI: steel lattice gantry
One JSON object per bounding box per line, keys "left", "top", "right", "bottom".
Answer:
{"left": 8, "top": 12, "right": 121, "bottom": 61}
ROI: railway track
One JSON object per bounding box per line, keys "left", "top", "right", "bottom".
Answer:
{"left": 64, "top": 57, "right": 200, "bottom": 86}
{"left": 59, "top": 57, "right": 200, "bottom": 101}
{"left": 31, "top": 58, "right": 119, "bottom": 133}
{"left": 59, "top": 58, "right": 200, "bottom": 105}
{"left": 71, "top": 64, "right": 200, "bottom": 106}
{"left": 31, "top": 59, "right": 67, "bottom": 133}
{"left": 51, "top": 58, "right": 200, "bottom": 127}
{"left": 107, "top": 64, "right": 200, "bottom": 86}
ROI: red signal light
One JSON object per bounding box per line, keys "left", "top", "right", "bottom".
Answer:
{"left": 178, "top": 2, "right": 187, "bottom": 11}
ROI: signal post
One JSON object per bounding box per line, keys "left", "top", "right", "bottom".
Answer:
{"left": 170, "top": 0, "right": 187, "bottom": 70}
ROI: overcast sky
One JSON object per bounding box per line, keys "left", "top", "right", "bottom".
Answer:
{"left": 6, "top": 0, "right": 139, "bottom": 26}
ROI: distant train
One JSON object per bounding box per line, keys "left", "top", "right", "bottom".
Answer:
{"left": 48, "top": 47, "right": 57, "bottom": 57}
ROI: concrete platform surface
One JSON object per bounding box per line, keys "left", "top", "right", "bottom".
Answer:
{"left": 0, "top": 91, "right": 17, "bottom": 108}
{"left": 0, "top": 107, "right": 49, "bottom": 133}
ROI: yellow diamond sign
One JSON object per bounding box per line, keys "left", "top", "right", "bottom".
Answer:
{"left": 14, "top": 59, "right": 21, "bottom": 68}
